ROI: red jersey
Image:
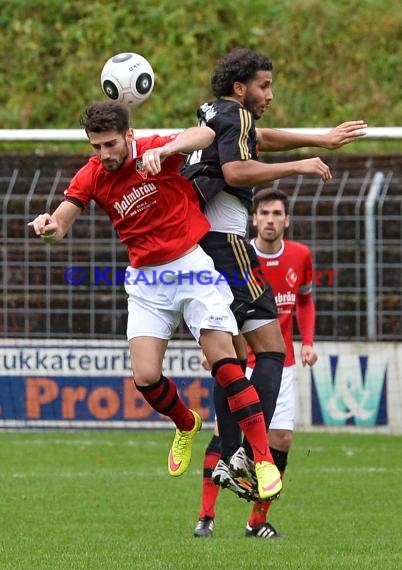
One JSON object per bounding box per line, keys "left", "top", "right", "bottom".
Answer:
{"left": 249, "top": 238, "right": 315, "bottom": 367}
{"left": 64, "top": 135, "right": 210, "bottom": 267}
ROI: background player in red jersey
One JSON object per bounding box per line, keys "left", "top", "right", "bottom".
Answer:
{"left": 194, "top": 188, "right": 318, "bottom": 538}
{"left": 28, "top": 101, "right": 282, "bottom": 500}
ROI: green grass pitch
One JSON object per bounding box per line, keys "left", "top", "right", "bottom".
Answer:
{"left": 1, "top": 429, "right": 401, "bottom": 569}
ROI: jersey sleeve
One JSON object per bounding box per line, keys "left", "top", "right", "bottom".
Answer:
{"left": 203, "top": 105, "right": 257, "bottom": 165}
{"left": 296, "top": 246, "right": 315, "bottom": 344}
{"left": 63, "top": 161, "right": 95, "bottom": 210}
{"left": 296, "top": 293, "right": 315, "bottom": 346}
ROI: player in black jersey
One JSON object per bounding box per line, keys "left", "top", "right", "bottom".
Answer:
{"left": 182, "top": 49, "right": 367, "bottom": 524}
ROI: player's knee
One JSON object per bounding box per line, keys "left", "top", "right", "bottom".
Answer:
{"left": 200, "top": 330, "right": 236, "bottom": 366}
{"left": 281, "top": 431, "right": 293, "bottom": 449}
{"left": 269, "top": 429, "right": 293, "bottom": 451}
{"left": 270, "top": 335, "right": 286, "bottom": 356}
{"left": 247, "top": 324, "right": 286, "bottom": 355}
{"left": 132, "top": 369, "right": 163, "bottom": 386}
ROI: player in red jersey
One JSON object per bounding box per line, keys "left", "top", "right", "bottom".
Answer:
{"left": 193, "top": 188, "right": 318, "bottom": 538}
{"left": 242, "top": 187, "right": 318, "bottom": 537}
{"left": 28, "top": 101, "right": 282, "bottom": 498}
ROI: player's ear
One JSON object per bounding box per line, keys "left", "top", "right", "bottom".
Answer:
{"left": 285, "top": 214, "right": 290, "bottom": 229}
{"left": 233, "top": 81, "right": 247, "bottom": 98}
{"left": 252, "top": 213, "right": 257, "bottom": 227}
{"left": 126, "top": 128, "right": 134, "bottom": 141}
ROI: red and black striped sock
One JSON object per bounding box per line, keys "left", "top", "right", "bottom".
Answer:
{"left": 135, "top": 375, "right": 194, "bottom": 431}
{"left": 211, "top": 358, "right": 273, "bottom": 464}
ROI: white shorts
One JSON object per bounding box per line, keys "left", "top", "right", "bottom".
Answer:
{"left": 125, "top": 246, "right": 238, "bottom": 343}
{"left": 246, "top": 364, "right": 295, "bottom": 431}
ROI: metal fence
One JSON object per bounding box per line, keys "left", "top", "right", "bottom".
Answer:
{"left": 265, "top": 162, "right": 401, "bottom": 341}
{"left": 1, "top": 146, "right": 401, "bottom": 342}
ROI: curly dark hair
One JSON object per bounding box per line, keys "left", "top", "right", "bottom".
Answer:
{"left": 211, "top": 49, "right": 273, "bottom": 97}
{"left": 80, "top": 101, "right": 130, "bottom": 134}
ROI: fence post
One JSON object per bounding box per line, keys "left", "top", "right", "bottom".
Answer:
{"left": 365, "top": 171, "right": 385, "bottom": 340}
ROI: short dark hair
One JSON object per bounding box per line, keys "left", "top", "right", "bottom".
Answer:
{"left": 252, "top": 187, "right": 289, "bottom": 215}
{"left": 211, "top": 49, "right": 273, "bottom": 97}
{"left": 80, "top": 101, "right": 130, "bottom": 134}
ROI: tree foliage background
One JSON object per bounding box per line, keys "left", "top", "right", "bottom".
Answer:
{"left": 0, "top": 0, "right": 401, "bottom": 130}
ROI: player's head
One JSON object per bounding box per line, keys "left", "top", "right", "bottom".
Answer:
{"left": 80, "top": 101, "right": 130, "bottom": 134}
{"left": 252, "top": 188, "right": 290, "bottom": 243}
{"left": 253, "top": 188, "right": 289, "bottom": 215}
{"left": 80, "top": 102, "right": 133, "bottom": 171}
{"left": 211, "top": 49, "right": 273, "bottom": 120}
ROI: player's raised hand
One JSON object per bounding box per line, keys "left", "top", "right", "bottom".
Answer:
{"left": 321, "top": 120, "right": 367, "bottom": 149}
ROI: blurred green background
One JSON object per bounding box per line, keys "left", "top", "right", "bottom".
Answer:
{"left": 0, "top": 0, "right": 401, "bottom": 133}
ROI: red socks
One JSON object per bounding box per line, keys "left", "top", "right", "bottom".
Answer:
{"left": 198, "top": 435, "right": 221, "bottom": 519}
{"left": 248, "top": 500, "right": 271, "bottom": 527}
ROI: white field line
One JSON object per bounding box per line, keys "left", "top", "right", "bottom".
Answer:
{"left": 5, "top": 468, "right": 204, "bottom": 479}
{"left": 3, "top": 466, "right": 400, "bottom": 480}
{"left": 0, "top": 437, "right": 172, "bottom": 447}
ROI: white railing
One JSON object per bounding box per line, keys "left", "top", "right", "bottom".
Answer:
{"left": 0, "top": 127, "right": 401, "bottom": 141}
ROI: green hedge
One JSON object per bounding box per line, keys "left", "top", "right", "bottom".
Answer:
{"left": 0, "top": 0, "right": 401, "bottom": 130}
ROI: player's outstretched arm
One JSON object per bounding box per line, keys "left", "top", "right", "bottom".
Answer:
{"left": 256, "top": 120, "right": 367, "bottom": 152}
{"left": 142, "top": 127, "right": 215, "bottom": 175}
{"left": 222, "top": 155, "right": 332, "bottom": 186}
{"left": 28, "top": 201, "right": 81, "bottom": 244}
{"left": 312, "top": 121, "right": 368, "bottom": 149}
{"left": 167, "top": 126, "right": 215, "bottom": 154}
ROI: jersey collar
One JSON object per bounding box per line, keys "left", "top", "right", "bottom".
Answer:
{"left": 252, "top": 238, "right": 285, "bottom": 259}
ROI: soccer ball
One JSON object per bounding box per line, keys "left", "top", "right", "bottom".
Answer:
{"left": 100, "top": 52, "right": 154, "bottom": 106}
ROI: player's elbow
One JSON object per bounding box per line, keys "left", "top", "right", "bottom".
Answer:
{"left": 204, "top": 127, "right": 215, "bottom": 147}
{"left": 222, "top": 162, "right": 249, "bottom": 187}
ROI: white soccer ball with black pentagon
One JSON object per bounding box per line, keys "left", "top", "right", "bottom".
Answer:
{"left": 101, "top": 52, "right": 154, "bottom": 105}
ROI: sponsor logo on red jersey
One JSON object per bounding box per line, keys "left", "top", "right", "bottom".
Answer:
{"left": 113, "top": 182, "right": 157, "bottom": 217}
{"left": 286, "top": 267, "right": 298, "bottom": 288}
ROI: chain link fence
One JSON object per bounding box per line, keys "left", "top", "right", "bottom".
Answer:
{"left": 1, "top": 152, "right": 401, "bottom": 341}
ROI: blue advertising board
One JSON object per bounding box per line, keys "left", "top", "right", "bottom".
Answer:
{"left": 0, "top": 340, "right": 214, "bottom": 429}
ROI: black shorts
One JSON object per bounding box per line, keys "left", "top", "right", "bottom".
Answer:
{"left": 200, "top": 231, "right": 278, "bottom": 329}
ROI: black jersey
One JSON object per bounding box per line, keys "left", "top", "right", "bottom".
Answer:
{"left": 181, "top": 98, "right": 258, "bottom": 211}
